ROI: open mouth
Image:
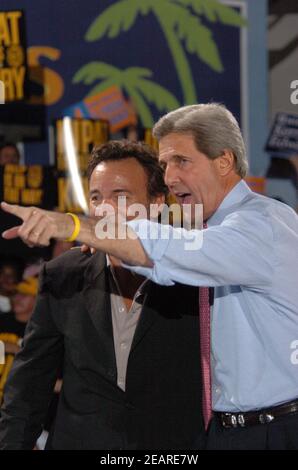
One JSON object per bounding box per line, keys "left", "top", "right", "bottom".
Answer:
{"left": 174, "top": 192, "right": 192, "bottom": 204}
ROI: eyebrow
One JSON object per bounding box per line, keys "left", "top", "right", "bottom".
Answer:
{"left": 89, "top": 189, "right": 100, "bottom": 196}
{"left": 112, "top": 189, "right": 132, "bottom": 195}
{"left": 89, "top": 188, "right": 132, "bottom": 196}
{"left": 159, "top": 153, "right": 190, "bottom": 163}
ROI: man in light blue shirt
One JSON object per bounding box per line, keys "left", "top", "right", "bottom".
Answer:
{"left": 123, "top": 104, "right": 298, "bottom": 449}
{"left": 2, "top": 104, "right": 298, "bottom": 449}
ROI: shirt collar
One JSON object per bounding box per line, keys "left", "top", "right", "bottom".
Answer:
{"left": 106, "top": 255, "right": 149, "bottom": 300}
{"left": 207, "top": 179, "right": 252, "bottom": 226}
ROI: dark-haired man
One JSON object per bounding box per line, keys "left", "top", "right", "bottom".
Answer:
{"left": 0, "top": 141, "right": 205, "bottom": 450}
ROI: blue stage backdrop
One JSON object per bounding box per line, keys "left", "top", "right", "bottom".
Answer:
{"left": 0, "top": 0, "right": 268, "bottom": 175}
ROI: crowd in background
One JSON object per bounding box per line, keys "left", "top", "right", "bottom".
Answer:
{"left": 0, "top": 244, "right": 69, "bottom": 449}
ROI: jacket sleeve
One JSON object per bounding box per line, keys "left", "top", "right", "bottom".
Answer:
{"left": 0, "top": 264, "right": 63, "bottom": 450}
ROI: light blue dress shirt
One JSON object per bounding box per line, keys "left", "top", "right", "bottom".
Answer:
{"left": 127, "top": 180, "right": 298, "bottom": 412}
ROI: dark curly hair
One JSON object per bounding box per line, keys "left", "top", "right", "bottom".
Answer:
{"left": 87, "top": 140, "right": 168, "bottom": 198}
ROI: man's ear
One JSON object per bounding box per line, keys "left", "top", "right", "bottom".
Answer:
{"left": 216, "top": 150, "right": 235, "bottom": 176}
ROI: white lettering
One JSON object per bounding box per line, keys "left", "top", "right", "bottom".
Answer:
{"left": 290, "top": 340, "right": 298, "bottom": 365}
{"left": 99, "top": 455, "right": 134, "bottom": 467}
{"left": 290, "top": 80, "right": 298, "bottom": 105}
{"left": 0, "top": 340, "right": 4, "bottom": 364}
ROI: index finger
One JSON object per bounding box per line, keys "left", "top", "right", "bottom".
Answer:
{"left": 1, "top": 202, "right": 32, "bottom": 221}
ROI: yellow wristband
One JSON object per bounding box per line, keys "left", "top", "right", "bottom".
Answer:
{"left": 64, "top": 212, "right": 81, "bottom": 242}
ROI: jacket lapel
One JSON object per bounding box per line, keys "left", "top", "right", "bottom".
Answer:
{"left": 82, "top": 256, "right": 161, "bottom": 364}
{"left": 82, "top": 252, "right": 116, "bottom": 370}
{"left": 130, "top": 282, "right": 159, "bottom": 353}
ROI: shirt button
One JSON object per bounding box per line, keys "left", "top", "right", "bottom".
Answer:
{"left": 215, "top": 387, "right": 221, "bottom": 394}
{"left": 120, "top": 342, "right": 127, "bottom": 349}
{"left": 119, "top": 307, "right": 125, "bottom": 313}
{"left": 118, "top": 378, "right": 125, "bottom": 386}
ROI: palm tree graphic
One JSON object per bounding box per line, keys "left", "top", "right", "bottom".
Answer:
{"left": 74, "top": 0, "right": 246, "bottom": 125}
{"left": 73, "top": 63, "right": 180, "bottom": 127}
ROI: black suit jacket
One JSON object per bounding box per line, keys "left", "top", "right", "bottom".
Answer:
{"left": 0, "top": 249, "right": 204, "bottom": 450}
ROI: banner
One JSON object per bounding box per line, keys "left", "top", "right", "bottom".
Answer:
{"left": 0, "top": 164, "right": 56, "bottom": 208}
{"left": 0, "top": 10, "right": 28, "bottom": 101}
{"left": 265, "top": 113, "right": 298, "bottom": 156}
{"left": 64, "top": 85, "right": 137, "bottom": 133}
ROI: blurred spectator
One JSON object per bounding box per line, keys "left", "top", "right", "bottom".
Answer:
{"left": 0, "top": 275, "right": 38, "bottom": 403}
{"left": 0, "top": 271, "right": 61, "bottom": 449}
{"left": 112, "top": 124, "right": 141, "bottom": 142}
{"left": 0, "top": 257, "right": 23, "bottom": 314}
{"left": 289, "top": 155, "right": 298, "bottom": 184}
{"left": 125, "top": 124, "right": 138, "bottom": 141}
{"left": 266, "top": 156, "right": 298, "bottom": 189}
{"left": 266, "top": 155, "right": 298, "bottom": 211}
{"left": 0, "top": 143, "right": 21, "bottom": 166}
{"left": 12, "top": 277, "right": 38, "bottom": 325}
{"left": 22, "top": 262, "right": 42, "bottom": 279}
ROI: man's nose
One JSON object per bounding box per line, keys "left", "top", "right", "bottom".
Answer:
{"left": 164, "top": 164, "right": 180, "bottom": 187}
{"left": 101, "top": 199, "right": 118, "bottom": 212}
{"left": 101, "top": 198, "right": 114, "bottom": 206}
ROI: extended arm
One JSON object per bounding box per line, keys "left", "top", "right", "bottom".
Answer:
{"left": 1, "top": 202, "right": 151, "bottom": 268}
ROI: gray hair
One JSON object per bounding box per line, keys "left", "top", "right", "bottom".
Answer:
{"left": 153, "top": 103, "right": 248, "bottom": 178}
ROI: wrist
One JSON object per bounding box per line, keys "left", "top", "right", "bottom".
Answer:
{"left": 64, "top": 213, "right": 81, "bottom": 242}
